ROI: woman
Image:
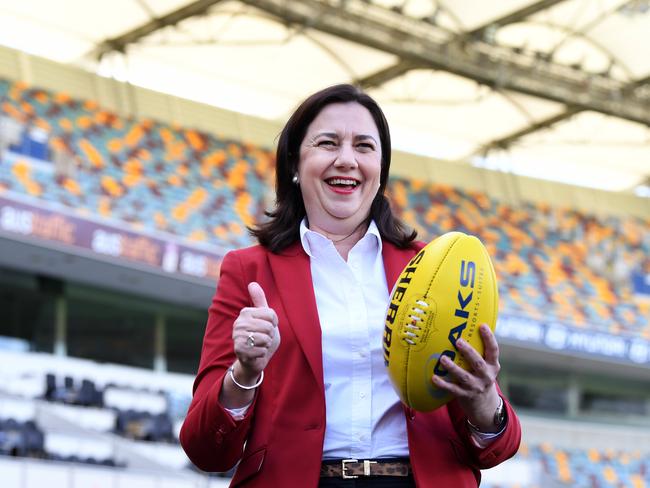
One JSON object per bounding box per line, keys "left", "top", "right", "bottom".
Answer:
{"left": 180, "top": 84, "right": 521, "bottom": 487}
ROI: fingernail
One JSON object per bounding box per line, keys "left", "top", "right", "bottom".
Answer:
{"left": 456, "top": 338, "right": 465, "bottom": 347}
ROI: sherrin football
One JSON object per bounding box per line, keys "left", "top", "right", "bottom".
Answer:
{"left": 382, "top": 231, "right": 499, "bottom": 412}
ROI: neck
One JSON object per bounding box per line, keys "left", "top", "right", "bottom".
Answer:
{"left": 315, "top": 220, "right": 367, "bottom": 243}
{"left": 330, "top": 223, "right": 365, "bottom": 244}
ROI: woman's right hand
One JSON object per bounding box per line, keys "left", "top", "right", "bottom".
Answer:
{"left": 231, "top": 282, "right": 281, "bottom": 383}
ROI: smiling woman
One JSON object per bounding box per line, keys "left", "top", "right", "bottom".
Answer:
{"left": 180, "top": 84, "right": 521, "bottom": 488}
{"left": 296, "top": 102, "right": 382, "bottom": 257}
{"left": 251, "top": 84, "right": 415, "bottom": 254}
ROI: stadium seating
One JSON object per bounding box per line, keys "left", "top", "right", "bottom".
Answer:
{"left": 1, "top": 77, "right": 648, "bottom": 335}
{"left": 492, "top": 441, "right": 650, "bottom": 488}
{"left": 2, "top": 40, "right": 649, "bottom": 484}
{"left": 0, "top": 398, "right": 44, "bottom": 459}
{"left": 387, "top": 178, "right": 650, "bottom": 337}
{"left": 3, "top": 345, "right": 650, "bottom": 486}
{"left": 0, "top": 77, "right": 273, "bottom": 249}
{"left": 0, "top": 349, "right": 191, "bottom": 470}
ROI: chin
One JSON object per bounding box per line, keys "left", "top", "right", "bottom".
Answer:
{"left": 326, "top": 205, "right": 364, "bottom": 220}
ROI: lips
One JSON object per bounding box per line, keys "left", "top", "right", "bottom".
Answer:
{"left": 324, "top": 177, "right": 360, "bottom": 189}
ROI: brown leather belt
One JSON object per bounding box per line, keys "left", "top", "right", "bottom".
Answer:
{"left": 320, "top": 459, "right": 411, "bottom": 479}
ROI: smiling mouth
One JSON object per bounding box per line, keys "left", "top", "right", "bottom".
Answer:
{"left": 325, "top": 177, "right": 360, "bottom": 190}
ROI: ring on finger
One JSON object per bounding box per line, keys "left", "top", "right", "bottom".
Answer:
{"left": 246, "top": 333, "right": 255, "bottom": 348}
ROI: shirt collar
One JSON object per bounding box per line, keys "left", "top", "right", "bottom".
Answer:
{"left": 299, "top": 218, "right": 382, "bottom": 258}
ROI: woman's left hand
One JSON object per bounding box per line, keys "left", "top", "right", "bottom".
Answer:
{"left": 431, "top": 323, "right": 502, "bottom": 432}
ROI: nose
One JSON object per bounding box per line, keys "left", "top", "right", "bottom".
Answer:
{"left": 333, "top": 142, "right": 358, "bottom": 169}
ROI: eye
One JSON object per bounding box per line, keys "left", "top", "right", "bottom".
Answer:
{"left": 317, "top": 139, "right": 336, "bottom": 148}
{"left": 357, "top": 142, "right": 375, "bottom": 151}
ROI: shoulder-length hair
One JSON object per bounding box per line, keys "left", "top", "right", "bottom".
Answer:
{"left": 250, "top": 83, "right": 416, "bottom": 252}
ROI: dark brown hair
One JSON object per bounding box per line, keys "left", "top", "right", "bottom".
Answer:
{"left": 250, "top": 84, "right": 416, "bottom": 252}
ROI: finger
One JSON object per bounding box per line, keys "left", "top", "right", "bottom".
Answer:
{"left": 479, "top": 324, "right": 500, "bottom": 365}
{"left": 233, "top": 318, "right": 275, "bottom": 336}
{"left": 440, "top": 356, "right": 475, "bottom": 387}
{"left": 235, "top": 336, "right": 271, "bottom": 355}
{"left": 432, "top": 375, "right": 468, "bottom": 398}
{"left": 237, "top": 349, "right": 268, "bottom": 364}
{"left": 240, "top": 308, "right": 278, "bottom": 325}
{"left": 456, "top": 338, "right": 488, "bottom": 379}
{"left": 241, "top": 347, "right": 269, "bottom": 359}
{"left": 248, "top": 282, "right": 268, "bottom": 308}
{"left": 241, "top": 331, "right": 272, "bottom": 349}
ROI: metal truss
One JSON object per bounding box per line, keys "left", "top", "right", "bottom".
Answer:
{"left": 93, "top": 0, "right": 225, "bottom": 59}
{"left": 356, "top": 0, "right": 569, "bottom": 89}
{"left": 238, "top": 0, "right": 650, "bottom": 127}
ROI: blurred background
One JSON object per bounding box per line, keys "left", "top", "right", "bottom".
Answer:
{"left": 0, "top": 1, "right": 648, "bottom": 487}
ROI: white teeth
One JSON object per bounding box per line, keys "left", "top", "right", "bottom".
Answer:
{"left": 327, "top": 178, "right": 358, "bottom": 186}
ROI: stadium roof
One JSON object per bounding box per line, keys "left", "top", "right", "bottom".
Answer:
{"left": 0, "top": 0, "right": 649, "bottom": 196}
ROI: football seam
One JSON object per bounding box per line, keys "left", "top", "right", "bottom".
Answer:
{"left": 424, "top": 234, "right": 463, "bottom": 297}
{"left": 406, "top": 233, "right": 463, "bottom": 407}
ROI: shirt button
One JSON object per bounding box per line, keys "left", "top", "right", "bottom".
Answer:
{"left": 360, "top": 392, "right": 366, "bottom": 398}
{"left": 358, "top": 350, "right": 367, "bottom": 358}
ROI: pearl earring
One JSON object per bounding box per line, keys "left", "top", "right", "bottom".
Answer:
{"left": 292, "top": 174, "right": 299, "bottom": 185}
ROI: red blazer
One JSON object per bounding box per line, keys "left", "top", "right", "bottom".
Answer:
{"left": 180, "top": 240, "right": 521, "bottom": 487}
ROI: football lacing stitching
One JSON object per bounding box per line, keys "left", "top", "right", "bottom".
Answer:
{"left": 404, "top": 300, "right": 429, "bottom": 345}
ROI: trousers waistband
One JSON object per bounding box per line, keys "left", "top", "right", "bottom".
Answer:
{"left": 320, "top": 458, "right": 411, "bottom": 478}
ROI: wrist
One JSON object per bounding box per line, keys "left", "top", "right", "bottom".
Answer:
{"left": 229, "top": 362, "right": 263, "bottom": 390}
{"left": 467, "top": 396, "right": 506, "bottom": 434}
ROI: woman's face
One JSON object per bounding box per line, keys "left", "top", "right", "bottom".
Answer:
{"left": 297, "top": 102, "right": 382, "bottom": 234}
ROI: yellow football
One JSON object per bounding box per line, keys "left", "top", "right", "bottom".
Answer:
{"left": 383, "top": 231, "right": 499, "bottom": 412}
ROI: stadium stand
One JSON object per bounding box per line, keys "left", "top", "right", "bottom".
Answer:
{"left": 1, "top": 76, "right": 649, "bottom": 487}
{"left": 0, "top": 77, "right": 272, "bottom": 250}
{"left": 0, "top": 348, "right": 190, "bottom": 469}
{"left": 482, "top": 441, "right": 650, "bottom": 488}
{"left": 2, "top": 77, "right": 648, "bottom": 337}
{"left": 387, "top": 177, "right": 650, "bottom": 338}
{"left": 2, "top": 347, "right": 649, "bottom": 487}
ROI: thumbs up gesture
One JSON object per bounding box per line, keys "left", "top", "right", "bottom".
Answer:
{"left": 232, "top": 282, "right": 281, "bottom": 381}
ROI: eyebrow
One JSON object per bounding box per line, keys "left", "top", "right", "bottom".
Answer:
{"left": 315, "top": 132, "right": 378, "bottom": 144}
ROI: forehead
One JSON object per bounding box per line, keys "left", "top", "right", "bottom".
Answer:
{"left": 306, "top": 102, "right": 380, "bottom": 138}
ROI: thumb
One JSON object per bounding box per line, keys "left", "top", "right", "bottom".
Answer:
{"left": 248, "top": 282, "right": 268, "bottom": 308}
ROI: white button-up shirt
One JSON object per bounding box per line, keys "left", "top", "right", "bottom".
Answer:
{"left": 300, "top": 219, "right": 409, "bottom": 460}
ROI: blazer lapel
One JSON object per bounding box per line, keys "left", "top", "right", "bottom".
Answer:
{"left": 268, "top": 242, "right": 324, "bottom": 390}
{"left": 382, "top": 240, "right": 422, "bottom": 290}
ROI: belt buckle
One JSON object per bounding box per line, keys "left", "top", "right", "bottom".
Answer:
{"left": 341, "top": 459, "right": 358, "bottom": 479}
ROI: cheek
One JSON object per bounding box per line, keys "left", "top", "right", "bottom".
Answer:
{"left": 299, "top": 152, "right": 327, "bottom": 177}
{"left": 363, "top": 159, "right": 382, "bottom": 185}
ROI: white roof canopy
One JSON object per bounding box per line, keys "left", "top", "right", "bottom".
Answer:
{"left": 0, "top": 0, "right": 648, "bottom": 195}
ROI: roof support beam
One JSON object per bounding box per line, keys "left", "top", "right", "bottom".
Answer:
{"left": 356, "top": 0, "right": 569, "bottom": 89}
{"left": 95, "top": 0, "right": 225, "bottom": 59}
{"left": 241, "top": 0, "right": 650, "bottom": 126}
{"left": 354, "top": 60, "right": 421, "bottom": 89}
{"left": 467, "top": 0, "right": 568, "bottom": 37}
{"left": 476, "top": 74, "right": 650, "bottom": 154}
{"left": 475, "top": 107, "right": 582, "bottom": 154}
